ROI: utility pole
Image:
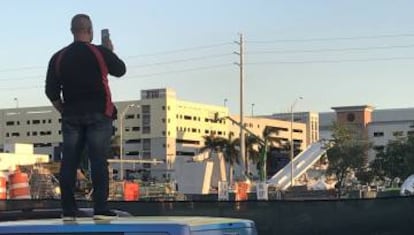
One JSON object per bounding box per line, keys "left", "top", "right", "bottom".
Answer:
{"left": 234, "top": 33, "right": 247, "bottom": 177}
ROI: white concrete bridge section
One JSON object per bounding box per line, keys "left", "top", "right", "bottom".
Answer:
{"left": 267, "top": 142, "right": 327, "bottom": 190}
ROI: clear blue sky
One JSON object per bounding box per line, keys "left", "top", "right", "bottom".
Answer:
{"left": 1, "top": 0, "right": 414, "bottom": 114}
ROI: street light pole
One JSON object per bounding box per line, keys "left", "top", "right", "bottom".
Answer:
{"left": 119, "top": 103, "right": 139, "bottom": 180}
{"left": 14, "top": 98, "right": 18, "bottom": 109}
{"left": 290, "top": 97, "right": 303, "bottom": 188}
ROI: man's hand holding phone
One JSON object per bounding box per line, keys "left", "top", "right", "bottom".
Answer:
{"left": 101, "top": 29, "right": 114, "bottom": 51}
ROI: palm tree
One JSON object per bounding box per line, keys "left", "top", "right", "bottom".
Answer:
{"left": 222, "top": 133, "right": 241, "bottom": 185}
{"left": 245, "top": 134, "right": 261, "bottom": 177}
{"left": 199, "top": 134, "right": 227, "bottom": 158}
{"left": 257, "top": 126, "right": 285, "bottom": 181}
{"left": 199, "top": 134, "right": 227, "bottom": 182}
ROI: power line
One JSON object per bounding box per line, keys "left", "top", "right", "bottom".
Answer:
{"left": 247, "top": 33, "right": 414, "bottom": 44}
{"left": 1, "top": 56, "right": 414, "bottom": 91}
{"left": 0, "top": 63, "right": 233, "bottom": 83}
{"left": 126, "top": 42, "right": 233, "bottom": 58}
{"left": 247, "top": 56, "right": 414, "bottom": 65}
{"left": 0, "top": 66, "right": 44, "bottom": 73}
{"left": 0, "top": 75, "right": 44, "bottom": 82}
{"left": 0, "top": 43, "right": 233, "bottom": 74}
{"left": 0, "top": 85, "right": 42, "bottom": 91}
{"left": 249, "top": 44, "right": 414, "bottom": 55}
{"left": 125, "top": 63, "right": 233, "bottom": 79}
{"left": 128, "top": 53, "right": 231, "bottom": 68}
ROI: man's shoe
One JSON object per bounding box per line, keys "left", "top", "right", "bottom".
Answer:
{"left": 62, "top": 212, "right": 76, "bottom": 222}
{"left": 93, "top": 210, "right": 118, "bottom": 220}
{"left": 62, "top": 210, "right": 90, "bottom": 221}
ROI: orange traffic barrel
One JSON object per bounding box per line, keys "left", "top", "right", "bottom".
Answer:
{"left": 124, "top": 181, "right": 140, "bottom": 201}
{"left": 0, "top": 174, "right": 6, "bottom": 199}
{"left": 8, "top": 171, "right": 31, "bottom": 199}
{"left": 235, "top": 182, "right": 249, "bottom": 201}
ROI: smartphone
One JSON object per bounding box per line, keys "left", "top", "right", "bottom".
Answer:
{"left": 101, "top": 29, "right": 110, "bottom": 45}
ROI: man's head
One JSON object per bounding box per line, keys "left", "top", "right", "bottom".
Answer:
{"left": 71, "top": 14, "right": 93, "bottom": 42}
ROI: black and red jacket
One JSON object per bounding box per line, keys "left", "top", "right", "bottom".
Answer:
{"left": 45, "top": 41, "right": 126, "bottom": 118}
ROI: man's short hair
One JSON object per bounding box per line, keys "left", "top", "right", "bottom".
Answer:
{"left": 71, "top": 14, "right": 92, "bottom": 33}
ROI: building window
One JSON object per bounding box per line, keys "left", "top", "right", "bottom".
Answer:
{"left": 32, "top": 120, "right": 40, "bottom": 124}
{"left": 373, "top": 132, "right": 384, "bottom": 137}
{"left": 6, "top": 121, "right": 14, "bottom": 126}
{"left": 6, "top": 133, "right": 9, "bottom": 137}
{"left": 32, "top": 131, "right": 38, "bottom": 136}
{"left": 27, "top": 132, "right": 30, "bottom": 136}
{"left": 142, "top": 105, "right": 150, "bottom": 113}
{"left": 162, "top": 106, "right": 165, "bottom": 110}
{"left": 162, "top": 131, "right": 166, "bottom": 136}
{"left": 142, "top": 114, "right": 151, "bottom": 125}
{"left": 125, "top": 114, "right": 134, "bottom": 119}
{"left": 142, "top": 126, "right": 151, "bottom": 134}
{"left": 136, "top": 114, "right": 140, "bottom": 119}
{"left": 184, "top": 115, "right": 192, "bottom": 120}
{"left": 132, "top": 126, "right": 140, "bottom": 131}
{"left": 176, "top": 151, "right": 195, "bottom": 156}
{"left": 40, "top": 131, "right": 52, "bottom": 136}
{"left": 48, "top": 119, "right": 52, "bottom": 123}
{"left": 125, "top": 151, "right": 139, "bottom": 156}
{"left": 11, "top": 132, "right": 20, "bottom": 137}
{"left": 162, "top": 118, "right": 166, "bottom": 123}
{"left": 143, "top": 139, "right": 151, "bottom": 151}
{"left": 126, "top": 139, "right": 141, "bottom": 143}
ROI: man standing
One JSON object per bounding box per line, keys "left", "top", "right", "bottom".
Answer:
{"left": 45, "top": 14, "right": 126, "bottom": 221}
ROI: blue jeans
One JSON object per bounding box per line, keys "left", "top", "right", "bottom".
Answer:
{"left": 60, "top": 113, "right": 113, "bottom": 214}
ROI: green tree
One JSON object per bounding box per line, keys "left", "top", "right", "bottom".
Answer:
{"left": 199, "top": 134, "right": 227, "bottom": 157}
{"left": 245, "top": 134, "right": 260, "bottom": 176}
{"left": 372, "top": 135, "right": 414, "bottom": 181}
{"left": 199, "top": 134, "right": 228, "bottom": 182}
{"left": 326, "top": 122, "right": 371, "bottom": 197}
{"left": 222, "top": 133, "right": 241, "bottom": 184}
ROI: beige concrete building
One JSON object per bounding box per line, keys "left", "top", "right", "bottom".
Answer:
{"left": 268, "top": 112, "right": 320, "bottom": 145}
{"left": 0, "top": 88, "right": 308, "bottom": 186}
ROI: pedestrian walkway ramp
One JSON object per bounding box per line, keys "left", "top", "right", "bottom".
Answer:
{"left": 267, "top": 142, "right": 328, "bottom": 190}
